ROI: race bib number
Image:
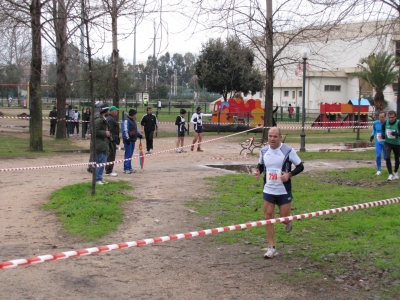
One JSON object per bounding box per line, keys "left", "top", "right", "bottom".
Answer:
{"left": 386, "top": 129, "right": 396, "bottom": 139}
{"left": 377, "top": 133, "right": 383, "bottom": 141}
{"left": 266, "top": 168, "right": 282, "bottom": 185}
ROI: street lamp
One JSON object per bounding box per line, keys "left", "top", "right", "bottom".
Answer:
{"left": 299, "top": 48, "right": 310, "bottom": 152}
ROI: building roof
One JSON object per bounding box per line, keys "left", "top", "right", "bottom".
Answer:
{"left": 348, "top": 98, "right": 370, "bottom": 106}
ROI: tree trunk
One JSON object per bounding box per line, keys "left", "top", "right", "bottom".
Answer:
{"left": 111, "top": 0, "right": 119, "bottom": 117}
{"left": 374, "top": 91, "right": 385, "bottom": 112}
{"left": 262, "top": 0, "right": 273, "bottom": 142}
{"left": 29, "top": 0, "right": 43, "bottom": 151}
{"left": 53, "top": 0, "right": 68, "bottom": 139}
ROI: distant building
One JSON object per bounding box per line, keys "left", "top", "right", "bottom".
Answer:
{"left": 255, "top": 20, "right": 398, "bottom": 111}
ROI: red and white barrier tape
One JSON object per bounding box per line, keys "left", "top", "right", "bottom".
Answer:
{"left": 1, "top": 197, "right": 398, "bottom": 270}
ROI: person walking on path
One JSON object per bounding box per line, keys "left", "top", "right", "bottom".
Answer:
{"left": 370, "top": 112, "right": 387, "bottom": 175}
{"left": 140, "top": 107, "right": 158, "bottom": 154}
{"left": 175, "top": 109, "right": 188, "bottom": 153}
{"left": 381, "top": 110, "right": 400, "bottom": 181}
{"left": 49, "top": 106, "right": 57, "bottom": 135}
{"left": 253, "top": 127, "right": 304, "bottom": 259}
{"left": 92, "top": 104, "right": 111, "bottom": 185}
{"left": 105, "top": 106, "right": 120, "bottom": 177}
{"left": 122, "top": 109, "right": 143, "bottom": 174}
{"left": 190, "top": 106, "right": 212, "bottom": 152}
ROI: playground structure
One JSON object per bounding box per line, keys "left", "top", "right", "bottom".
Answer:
{"left": 312, "top": 99, "right": 371, "bottom": 127}
{"left": 210, "top": 98, "right": 266, "bottom": 126}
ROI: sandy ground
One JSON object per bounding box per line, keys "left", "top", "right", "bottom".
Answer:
{"left": 0, "top": 111, "right": 381, "bottom": 300}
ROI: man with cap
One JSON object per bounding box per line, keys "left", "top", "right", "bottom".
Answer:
{"left": 190, "top": 106, "right": 212, "bottom": 152}
{"left": 122, "top": 109, "right": 143, "bottom": 174}
{"left": 92, "top": 104, "right": 111, "bottom": 185}
{"left": 105, "top": 106, "right": 120, "bottom": 177}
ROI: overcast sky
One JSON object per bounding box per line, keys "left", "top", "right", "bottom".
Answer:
{"left": 99, "top": 11, "right": 223, "bottom": 64}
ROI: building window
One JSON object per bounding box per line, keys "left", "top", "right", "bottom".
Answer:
{"left": 324, "top": 85, "right": 341, "bottom": 91}
{"left": 299, "top": 91, "right": 302, "bottom": 97}
{"left": 284, "top": 91, "right": 289, "bottom": 97}
{"left": 292, "top": 91, "right": 295, "bottom": 99}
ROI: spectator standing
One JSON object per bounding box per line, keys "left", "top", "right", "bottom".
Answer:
{"left": 288, "top": 104, "right": 294, "bottom": 119}
{"left": 105, "top": 106, "right": 120, "bottom": 177}
{"left": 272, "top": 103, "right": 279, "bottom": 126}
{"left": 49, "top": 106, "right": 57, "bottom": 135}
{"left": 83, "top": 107, "right": 91, "bottom": 137}
{"left": 140, "top": 107, "right": 159, "bottom": 154}
{"left": 8, "top": 95, "right": 12, "bottom": 107}
{"left": 91, "top": 104, "right": 110, "bottom": 185}
{"left": 67, "top": 105, "right": 75, "bottom": 136}
{"left": 87, "top": 101, "right": 103, "bottom": 173}
{"left": 175, "top": 109, "right": 188, "bottom": 153}
{"left": 190, "top": 106, "right": 212, "bottom": 152}
{"left": 157, "top": 100, "right": 162, "bottom": 111}
{"left": 370, "top": 112, "right": 387, "bottom": 175}
{"left": 73, "top": 106, "right": 80, "bottom": 136}
{"left": 122, "top": 109, "right": 143, "bottom": 174}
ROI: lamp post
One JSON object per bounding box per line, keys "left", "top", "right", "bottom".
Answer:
{"left": 299, "top": 48, "right": 309, "bottom": 152}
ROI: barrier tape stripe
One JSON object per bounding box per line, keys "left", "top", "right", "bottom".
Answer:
{"left": 0, "top": 116, "right": 374, "bottom": 127}
{"left": 0, "top": 127, "right": 259, "bottom": 172}
{"left": 1, "top": 197, "right": 398, "bottom": 270}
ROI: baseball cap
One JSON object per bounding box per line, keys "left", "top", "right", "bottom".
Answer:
{"left": 109, "top": 105, "right": 119, "bottom": 111}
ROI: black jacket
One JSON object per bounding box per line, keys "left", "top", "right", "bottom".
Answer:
{"left": 106, "top": 114, "right": 120, "bottom": 145}
{"left": 140, "top": 114, "right": 158, "bottom": 132}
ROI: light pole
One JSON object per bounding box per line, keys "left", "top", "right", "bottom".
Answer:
{"left": 299, "top": 48, "right": 309, "bottom": 152}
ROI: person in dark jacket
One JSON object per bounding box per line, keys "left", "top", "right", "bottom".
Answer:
{"left": 272, "top": 103, "right": 279, "bottom": 127}
{"left": 140, "top": 107, "right": 159, "bottom": 154}
{"left": 91, "top": 104, "right": 110, "bottom": 185}
{"left": 122, "top": 109, "right": 143, "bottom": 174}
{"left": 105, "top": 106, "right": 120, "bottom": 177}
{"left": 49, "top": 106, "right": 57, "bottom": 135}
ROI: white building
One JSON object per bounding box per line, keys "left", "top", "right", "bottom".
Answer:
{"left": 258, "top": 20, "right": 399, "bottom": 111}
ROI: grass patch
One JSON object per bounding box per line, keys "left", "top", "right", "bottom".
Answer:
{"left": 43, "top": 181, "right": 133, "bottom": 241}
{"left": 0, "top": 132, "right": 84, "bottom": 157}
{"left": 187, "top": 168, "right": 400, "bottom": 297}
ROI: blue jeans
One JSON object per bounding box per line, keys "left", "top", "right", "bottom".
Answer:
{"left": 123, "top": 141, "right": 135, "bottom": 171}
{"left": 96, "top": 153, "right": 108, "bottom": 182}
{"left": 375, "top": 142, "right": 386, "bottom": 171}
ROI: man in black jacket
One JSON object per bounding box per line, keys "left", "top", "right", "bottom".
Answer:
{"left": 140, "top": 107, "right": 159, "bottom": 154}
{"left": 105, "top": 106, "right": 120, "bottom": 177}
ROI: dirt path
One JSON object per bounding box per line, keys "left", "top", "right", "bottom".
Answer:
{"left": 0, "top": 131, "right": 378, "bottom": 299}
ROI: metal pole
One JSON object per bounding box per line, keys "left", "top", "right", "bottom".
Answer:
{"left": 300, "top": 57, "right": 307, "bottom": 152}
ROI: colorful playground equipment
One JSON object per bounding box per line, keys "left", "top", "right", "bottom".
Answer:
{"left": 312, "top": 99, "right": 371, "bottom": 127}
{"left": 210, "top": 98, "right": 265, "bottom": 126}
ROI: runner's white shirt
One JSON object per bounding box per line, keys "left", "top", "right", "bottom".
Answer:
{"left": 258, "top": 144, "right": 302, "bottom": 195}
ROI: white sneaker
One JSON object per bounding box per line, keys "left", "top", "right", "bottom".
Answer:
{"left": 394, "top": 172, "right": 399, "bottom": 179}
{"left": 181, "top": 149, "right": 187, "bottom": 153}
{"left": 106, "top": 172, "right": 118, "bottom": 177}
{"left": 264, "top": 246, "right": 278, "bottom": 258}
{"left": 176, "top": 149, "right": 182, "bottom": 153}
{"left": 96, "top": 180, "right": 105, "bottom": 185}
{"left": 102, "top": 180, "right": 109, "bottom": 184}
{"left": 123, "top": 170, "right": 132, "bottom": 174}
{"left": 387, "top": 174, "right": 393, "bottom": 181}
{"left": 376, "top": 171, "right": 381, "bottom": 176}
{"left": 149, "top": 149, "right": 153, "bottom": 154}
